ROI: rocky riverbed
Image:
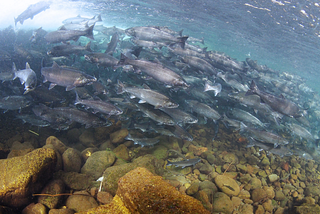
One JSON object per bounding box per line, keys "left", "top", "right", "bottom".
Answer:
{"left": 0, "top": 120, "right": 320, "bottom": 214}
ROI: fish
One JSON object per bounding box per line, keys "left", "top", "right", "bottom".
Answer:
{"left": 229, "top": 108, "right": 267, "bottom": 128}
{"left": 125, "top": 26, "right": 188, "bottom": 48}
{"left": 240, "top": 122, "right": 289, "bottom": 148}
{"left": 117, "top": 80, "right": 178, "bottom": 109}
{"left": 75, "top": 92, "right": 123, "bottom": 117}
{"left": 160, "top": 107, "right": 198, "bottom": 125}
{"left": 246, "top": 80, "right": 303, "bottom": 118}
{"left": 170, "top": 124, "right": 193, "bottom": 141}
{"left": 41, "top": 61, "right": 97, "bottom": 91}
{"left": 47, "top": 42, "right": 92, "bottom": 57}
{"left": 14, "top": 1, "right": 51, "bottom": 26}
{"left": 0, "top": 71, "right": 15, "bottom": 82}
{"left": 84, "top": 53, "right": 119, "bottom": 68}
{"left": 118, "top": 54, "right": 189, "bottom": 88}
{"left": 105, "top": 32, "right": 119, "bottom": 55}
{"left": 166, "top": 158, "right": 201, "bottom": 168}
{"left": 125, "top": 133, "right": 160, "bottom": 147}
{"left": 62, "top": 14, "right": 102, "bottom": 26}
{"left": 0, "top": 95, "right": 32, "bottom": 111}
{"left": 204, "top": 81, "right": 222, "bottom": 96}
{"left": 268, "top": 146, "right": 293, "bottom": 157}
{"left": 207, "top": 51, "right": 247, "bottom": 72}
{"left": 30, "top": 27, "right": 47, "bottom": 43}
{"left": 181, "top": 55, "right": 218, "bottom": 75}
{"left": 12, "top": 62, "right": 37, "bottom": 94}
{"left": 286, "top": 123, "right": 316, "bottom": 143}
{"left": 217, "top": 72, "right": 249, "bottom": 92}
{"left": 16, "top": 114, "right": 50, "bottom": 127}
{"left": 185, "top": 100, "right": 221, "bottom": 122}
{"left": 135, "top": 103, "right": 175, "bottom": 125}
{"left": 44, "top": 25, "right": 94, "bottom": 43}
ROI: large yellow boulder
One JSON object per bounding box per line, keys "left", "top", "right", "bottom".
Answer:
{"left": 0, "top": 148, "right": 56, "bottom": 207}
{"left": 81, "top": 167, "right": 210, "bottom": 214}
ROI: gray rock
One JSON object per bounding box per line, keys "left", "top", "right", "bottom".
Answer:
{"left": 62, "top": 148, "right": 82, "bottom": 172}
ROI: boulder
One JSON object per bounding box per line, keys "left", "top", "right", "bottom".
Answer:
{"left": 214, "top": 174, "right": 240, "bottom": 196}
{"left": 0, "top": 148, "right": 56, "bottom": 207}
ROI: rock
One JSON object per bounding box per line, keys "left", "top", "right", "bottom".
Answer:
{"left": 11, "top": 141, "right": 34, "bottom": 150}
{"left": 22, "top": 203, "right": 47, "bottom": 214}
{"left": 238, "top": 204, "right": 253, "bottom": 214}
{"left": 79, "top": 130, "right": 95, "bottom": 147}
{"left": 113, "top": 144, "right": 130, "bottom": 161}
{"left": 249, "top": 177, "right": 262, "bottom": 190}
{"left": 102, "top": 155, "right": 164, "bottom": 195}
{"left": 256, "top": 204, "right": 265, "bottom": 214}
{"left": 238, "top": 189, "right": 251, "bottom": 199}
{"left": 268, "top": 174, "right": 279, "bottom": 182}
{"left": 305, "top": 186, "right": 320, "bottom": 197}
{"left": 7, "top": 148, "right": 33, "bottom": 158}
{"left": 46, "top": 136, "right": 68, "bottom": 154}
{"left": 194, "top": 190, "right": 213, "bottom": 211}
{"left": 199, "top": 180, "right": 217, "bottom": 192}
{"left": 97, "top": 191, "right": 113, "bottom": 204}
{"left": 262, "top": 199, "right": 274, "bottom": 212}
{"left": 261, "top": 157, "right": 270, "bottom": 165}
{"left": 54, "top": 171, "right": 95, "bottom": 190}
{"left": 0, "top": 148, "right": 56, "bottom": 208}
{"left": 82, "top": 167, "right": 210, "bottom": 214}
{"left": 212, "top": 192, "right": 233, "bottom": 214}
{"left": 199, "top": 162, "right": 213, "bottom": 174}
{"left": 222, "top": 152, "right": 239, "bottom": 164}
{"left": 189, "top": 145, "right": 208, "bottom": 156}
{"left": 206, "top": 154, "right": 215, "bottom": 164}
{"left": 110, "top": 129, "right": 128, "bottom": 144}
{"left": 251, "top": 188, "right": 267, "bottom": 203}
{"left": 274, "top": 207, "right": 285, "bottom": 214}
{"left": 186, "top": 182, "right": 200, "bottom": 195}
{"left": 263, "top": 186, "right": 275, "bottom": 199}
{"left": 275, "top": 190, "right": 286, "bottom": 201}
{"left": 38, "top": 179, "right": 65, "bottom": 209}
{"left": 81, "top": 151, "right": 116, "bottom": 180}
{"left": 296, "top": 204, "right": 320, "bottom": 214}
{"left": 66, "top": 191, "right": 99, "bottom": 212}
{"left": 43, "top": 144, "right": 63, "bottom": 172}
{"left": 231, "top": 196, "right": 242, "bottom": 209}
{"left": 67, "top": 128, "right": 81, "bottom": 144}
{"left": 214, "top": 174, "right": 240, "bottom": 196}
{"left": 81, "top": 148, "right": 99, "bottom": 161}
{"left": 62, "top": 148, "right": 82, "bottom": 172}
{"left": 49, "top": 208, "right": 75, "bottom": 214}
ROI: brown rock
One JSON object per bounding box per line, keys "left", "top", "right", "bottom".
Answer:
{"left": 49, "top": 208, "right": 75, "bottom": 214}
{"left": 38, "top": 179, "right": 65, "bottom": 209}
{"left": 79, "top": 130, "right": 95, "bottom": 147}
{"left": 252, "top": 188, "right": 268, "bottom": 203}
{"left": 43, "top": 144, "right": 63, "bottom": 171}
{"left": 54, "top": 171, "right": 94, "bottom": 190}
{"left": 255, "top": 205, "right": 265, "bottom": 214}
{"left": 262, "top": 199, "right": 274, "bottom": 212}
{"left": 212, "top": 192, "right": 233, "bottom": 214}
{"left": 0, "top": 148, "right": 56, "bottom": 208}
{"left": 62, "top": 148, "right": 82, "bottom": 172}
{"left": 263, "top": 186, "right": 275, "bottom": 199}
{"left": 189, "top": 145, "right": 208, "bottom": 156}
{"left": 66, "top": 191, "right": 98, "bottom": 212}
{"left": 249, "top": 177, "right": 262, "bottom": 190}
{"left": 113, "top": 144, "right": 130, "bottom": 161}
{"left": 7, "top": 148, "right": 33, "bottom": 158}
{"left": 231, "top": 196, "right": 242, "bottom": 209}
{"left": 67, "top": 128, "right": 81, "bottom": 144}
{"left": 22, "top": 203, "right": 47, "bottom": 214}
{"left": 238, "top": 204, "right": 253, "bottom": 214}
{"left": 110, "top": 129, "right": 128, "bottom": 144}
{"left": 214, "top": 174, "right": 240, "bottom": 196}
{"left": 81, "top": 148, "right": 99, "bottom": 162}
{"left": 238, "top": 189, "right": 251, "bottom": 199}
{"left": 97, "top": 191, "right": 113, "bottom": 204}
{"left": 81, "top": 151, "right": 116, "bottom": 180}
{"left": 46, "top": 136, "right": 68, "bottom": 154}
{"left": 194, "top": 190, "right": 213, "bottom": 211}
{"left": 186, "top": 182, "right": 200, "bottom": 195}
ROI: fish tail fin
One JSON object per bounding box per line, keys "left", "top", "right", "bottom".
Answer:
{"left": 85, "top": 25, "right": 95, "bottom": 40}
{"left": 85, "top": 41, "right": 92, "bottom": 52}
{"left": 245, "top": 80, "right": 259, "bottom": 96}
{"left": 178, "top": 29, "right": 183, "bottom": 36}
{"left": 116, "top": 80, "right": 125, "bottom": 94}
{"left": 74, "top": 90, "right": 80, "bottom": 105}
{"left": 177, "top": 36, "right": 188, "bottom": 49}
{"left": 200, "top": 37, "right": 205, "bottom": 44}
{"left": 96, "top": 14, "right": 102, "bottom": 22}
{"left": 239, "top": 122, "right": 247, "bottom": 133}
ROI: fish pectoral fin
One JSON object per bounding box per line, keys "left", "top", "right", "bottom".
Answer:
{"left": 48, "top": 83, "right": 57, "bottom": 90}
{"left": 138, "top": 100, "right": 146, "bottom": 104}
{"left": 66, "top": 85, "right": 76, "bottom": 91}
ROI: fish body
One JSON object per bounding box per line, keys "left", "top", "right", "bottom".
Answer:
{"left": 84, "top": 53, "right": 119, "bottom": 68}
{"left": 62, "top": 14, "right": 102, "bottom": 26}
{"left": 0, "top": 96, "right": 32, "bottom": 111}
{"left": 117, "top": 81, "right": 178, "bottom": 109}
{"left": 47, "top": 42, "right": 92, "bottom": 56}
{"left": 166, "top": 158, "right": 201, "bottom": 168}
{"left": 105, "top": 32, "right": 119, "bottom": 55}
{"left": 125, "top": 133, "right": 160, "bottom": 147}
{"left": 44, "top": 25, "right": 94, "bottom": 43}
{"left": 246, "top": 80, "right": 302, "bottom": 118}
{"left": 15, "top": 1, "right": 51, "bottom": 26}
{"left": 118, "top": 54, "right": 188, "bottom": 88}
{"left": 75, "top": 93, "right": 123, "bottom": 116}
{"left": 287, "top": 123, "right": 315, "bottom": 143}
{"left": 13, "top": 62, "right": 37, "bottom": 94}
{"left": 41, "top": 61, "right": 97, "bottom": 91}
{"left": 135, "top": 103, "right": 175, "bottom": 125}
{"left": 181, "top": 55, "right": 217, "bottom": 75}
{"left": 204, "top": 81, "right": 222, "bottom": 96}
{"left": 186, "top": 100, "right": 221, "bottom": 122}
{"left": 160, "top": 107, "right": 198, "bottom": 125}
{"left": 229, "top": 108, "right": 266, "bottom": 128}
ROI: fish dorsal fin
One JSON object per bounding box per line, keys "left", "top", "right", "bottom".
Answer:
{"left": 26, "top": 62, "right": 31, "bottom": 69}
{"left": 52, "top": 61, "right": 60, "bottom": 70}
{"left": 142, "top": 83, "right": 151, "bottom": 89}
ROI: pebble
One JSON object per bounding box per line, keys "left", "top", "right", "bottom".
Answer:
{"left": 62, "top": 148, "right": 82, "bottom": 173}
{"left": 251, "top": 188, "right": 267, "bottom": 203}
{"left": 262, "top": 199, "right": 274, "bottom": 212}
{"left": 66, "top": 191, "right": 98, "bottom": 213}
{"left": 97, "top": 191, "right": 113, "bottom": 204}
{"left": 238, "top": 204, "right": 253, "bottom": 214}
{"left": 186, "top": 182, "right": 200, "bottom": 195}
{"left": 22, "top": 203, "right": 46, "bottom": 214}
{"left": 268, "top": 174, "right": 279, "bottom": 182}
{"left": 275, "top": 190, "right": 286, "bottom": 201}
{"left": 249, "top": 177, "right": 261, "bottom": 190}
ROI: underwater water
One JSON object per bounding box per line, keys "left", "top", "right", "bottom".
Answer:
{"left": 1, "top": 0, "right": 320, "bottom": 213}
